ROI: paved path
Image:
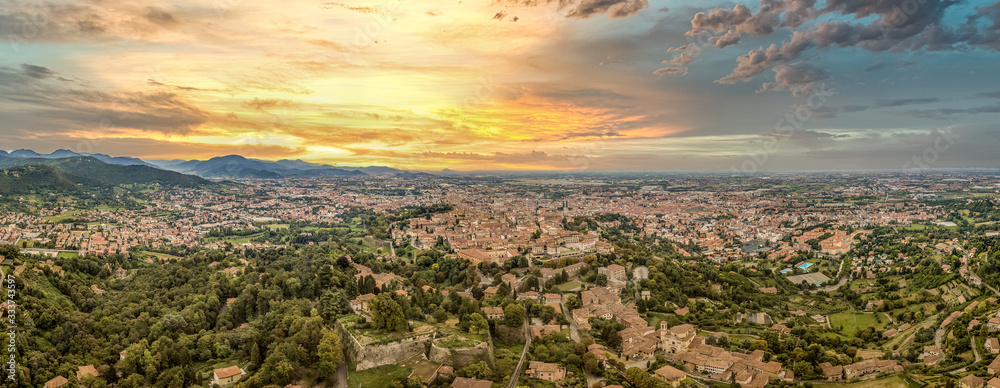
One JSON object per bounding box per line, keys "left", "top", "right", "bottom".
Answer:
{"left": 561, "top": 295, "right": 580, "bottom": 342}
{"left": 818, "top": 259, "right": 849, "bottom": 292}
{"left": 336, "top": 360, "right": 347, "bottom": 388}
{"left": 506, "top": 316, "right": 531, "bottom": 388}
{"left": 935, "top": 325, "right": 945, "bottom": 352}
{"left": 972, "top": 335, "right": 982, "bottom": 362}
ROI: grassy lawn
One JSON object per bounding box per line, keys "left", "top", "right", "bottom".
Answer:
{"left": 265, "top": 224, "right": 290, "bottom": 230}
{"left": 829, "top": 311, "right": 889, "bottom": 336}
{"left": 340, "top": 314, "right": 434, "bottom": 346}
{"left": 202, "top": 232, "right": 266, "bottom": 244}
{"left": 348, "top": 364, "right": 412, "bottom": 388}
{"left": 645, "top": 312, "right": 678, "bottom": 330}
{"left": 814, "top": 375, "right": 914, "bottom": 388}
{"left": 56, "top": 251, "right": 79, "bottom": 258}
{"left": 139, "top": 251, "right": 184, "bottom": 260}
{"left": 43, "top": 209, "right": 84, "bottom": 223}
{"left": 556, "top": 280, "right": 583, "bottom": 292}
{"left": 399, "top": 356, "right": 440, "bottom": 384}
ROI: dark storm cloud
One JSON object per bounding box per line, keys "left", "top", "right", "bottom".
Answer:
{"left": 496, "top": 0, "right": 648, "bottom": 19}
{"left": 662, "top": 0, "right": 1000, "bottom": 92}
{"left": 145, "top": 7, "right": 177, "bottom": 25}
{"left": 0, "top": 65, "right": 209, "bottom": 135}
{"left": 21, "top": 64, "right": 56, "bottom": 79}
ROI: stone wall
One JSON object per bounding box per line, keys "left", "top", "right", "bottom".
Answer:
{"left": 427, "top": 340, "right": 494, "bottom": 369}
{"left": 335, "top": 321, "right": 434, "bottom": 371}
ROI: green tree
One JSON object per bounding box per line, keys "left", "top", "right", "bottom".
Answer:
{"left": 469, "top": 313, "right": 489, "bottom": 335}
{"left": 317, "top": 329, "right": 343, "bottom": 378}
{"left": 370, "top": 294, "right": 408, "bottom": 332}
{"left": 504, "top": 304, "right": 526, "bottom": 327}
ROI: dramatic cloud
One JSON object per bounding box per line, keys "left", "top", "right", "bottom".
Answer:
{"left": 497, "top": 0, "right": 649, "bottom": 19}
{"left": 754, "top": 62, "right": 829, "bottom": 96}
{"left": 661, "top": 0, "right": 1000, "bottom": 94}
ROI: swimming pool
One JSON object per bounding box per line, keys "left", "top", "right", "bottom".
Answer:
{"left": 798, "top": 262, "right": 813, "bottom": 270}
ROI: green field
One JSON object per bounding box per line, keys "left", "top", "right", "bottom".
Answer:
{"left": 348, "top": 364, "right": 412, "bottom": 388}
{"left": 264, "top": 224, "right": 289, "bottom": 230}
{"left": 556, "top": 280, "right": 583, "bottom": 292}
{"left": 43, "top": 209, "right": 84, "bottom": 223}
{"left": 202, "top": 232, "right": 266, "bottom": 244}
{"left": 139, "top": 251, "right": 184, "bottom": 260}
{"left": 829, "top": 311, "right": 889, "bottom": 336}
{"left": 814, "top": 375, "right": 918, "bottom": 388}
{"left": 56, "top": 251, "right": 79, "bottom": 258}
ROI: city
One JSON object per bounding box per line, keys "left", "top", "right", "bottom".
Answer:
{"left": 2, "top": 0, "right": 1000, "bottom": 386}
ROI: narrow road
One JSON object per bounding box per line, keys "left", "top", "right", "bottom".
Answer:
{"left": 935, "top": 326, "right": 945, "bottom": 352}
{"left": 561, "top": 295, "right": 580, "bottom": 342}
{"left": 972, "top": 335, "right": 982, "bottom": 362}
{"left": 336, "top": 360, "right": 347, "bottom": 388}
{"left": 818, "top": 259, "right": 849, "bottom": 292}
{"left": 506, "top": 315, "right": 531, "bottom": 388}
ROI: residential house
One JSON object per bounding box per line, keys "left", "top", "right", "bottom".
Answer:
{"left": 819, "top": 363, "right": 843, "bottom": 382}
{"left": 959, "top": 375, "right": 985, "bottom": 388}
{"left": 525, "top": 361, "right": 566, "bottom": 382}
{"left": 451, "top": 377, "right": 493, "bottom": 388}
{"left": 599, "top": 264, "right": 627, "bottom": 282}
{"left": 989, "top": 355, "right": 1000, "bottom": 374}
{"left": 77, "top": 365, "right": 100, "bottom": 382}
{"left": 350, "top": 293, "right": 376, "bottom": 313}
{"left": 213, "top": 366, "right": 245, "bottom": 387}
{"left": 988, "top": 338, "right": 1000, "bottom": 354}
{"left": 44, "top": 376, "right": 69, "bottom": 388}
{"left": 482, "top": 306, "right": 504, "bottom": 320}
{"left": 653, "top": 365, "right": 687, "bottom": 387}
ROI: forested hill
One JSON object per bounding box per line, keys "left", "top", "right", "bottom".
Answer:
{"left": 0, "top": 156, "right": 211, "bottom": 190}
{"left": 8, "top": 245, "right": 347, "bottom": 388}
{"left": 0, "top": 164, "right": 83, "bottom": 196}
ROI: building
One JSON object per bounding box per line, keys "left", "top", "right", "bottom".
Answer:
{"left": 959, "top": 375, "right": 985, "bottom": 388}
{"left": 990, "top": 355, "right": 1000, "bottom": 374}
{"left": 76, "top": 365, "right": 100, "bottom": 382}
{"left": 842, "top": 359, "right": 901, "bottom": 380}
{"left": 458, "top": 248, "right": 493, "bottom": 266}
{"left": 661, "top": 324, "right": 697, "bottom": 354}
{"left": 653, "top": 365, "right": 687, "bottom": 387}
{"left": 525, "top": 361, "right": 566, "bottom": 382}
{"left": 599, "top": 264, "right": 627, "bottom": 281}
{"left": 350, "top": 293, "right": 376, "bottom": 313}
{"left": 213, "top": 365, "right": 245, "bottom": 387}
{"left": 819, "top": 363, "right": 843, "bottom": 382}
{"left": 989, "top": 338, "right": 1000, "bottom": 354}
{"left": 44, "top": 376, "right": 69, "bottom": 388}
{"left": 482, "top": 306, "right": 504, "bottom": 320}
{"left": 451, "top": 377, "right": 493, "bottom": 388}
{"left": 988, "top": 377, "right": 1000, "bottom": 388}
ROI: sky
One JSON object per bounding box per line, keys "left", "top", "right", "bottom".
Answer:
{"left": 0, "top": 0, "right": 998, "bottom": 171}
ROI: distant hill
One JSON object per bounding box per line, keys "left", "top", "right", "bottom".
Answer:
{"left": 149, "top": 155, "right": 377, "bottom": 178}
{"left": 3, "top": 149, "right": 154, "bottom": 167}
{"left": 0, "top": 156, "right": 210, "bottom": 188}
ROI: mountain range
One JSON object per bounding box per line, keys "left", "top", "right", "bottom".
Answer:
{"left": 1, "top": 149, "right": 153, "bottom": 167}
{"left": 0, "top": 156, "right": 210, "bottom": 194}
{"left": 148, "top": 155, "right": 430, "bottom": 179}
{"left": 0, "top": 149, "right": 432, "bottom": 180}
